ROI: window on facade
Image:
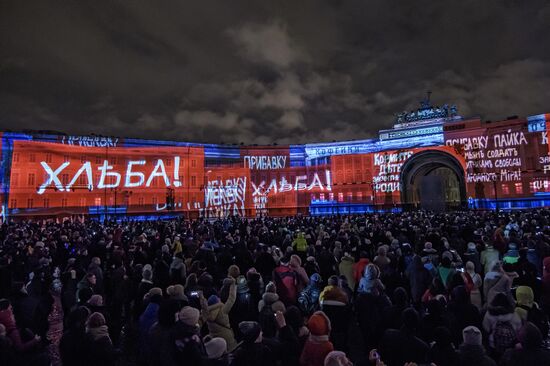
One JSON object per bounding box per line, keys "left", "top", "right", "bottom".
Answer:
{"left": 12, "top": 153, "right": 19, "bottom": 163}
{"left": 338, "top": 192, "right": 344, "bottom": 202}
{"left": 27, "top": 199, "right": 33, "bottom": 209}
{"left": 45, "top": 153, "right": 52, "bottom": 163}
{"left": 80, "top": 198, "right": 86, "bottom": 207}
{"left": 43, "top": 198, "right": 49, "bottom": 208}
{"left": 501, "top": 184, "right": 510, "bottom": 195}
{"left": 9, "top": 199, "right": 16, "bottom": 208}
{"left": 514, "top": 183, "right": 523, "bottom": 194}
{"left": 11, "top": 173, "right": 19, "bottom": 186}
{"left": 61, "top": 198, "right": 68, "bottom": 208}
{"left": 191, "top": 159, "right": 197, "bottom": 168}
{"left": 138, "top": 197, "right": 144, "bottom": 206}
{"left": 191, "top": 176, "right": 197, "bottom": 187}
{"left": 28, "top": 173, "right": 35, "bottom": 187}
{"left": 62, "top": 174, "right": 69, "bottom": 185}
{"left": 29, "top": 154, "right": 36, "bottom": 162}
{"left": 64, "top": 155, "right": 70, "bottom": 163}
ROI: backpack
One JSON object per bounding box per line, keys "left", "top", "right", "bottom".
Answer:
{"left": 493, "top": 320, "right": 517, "bottom": 352}
{"left": 519, "top": 304, "right": 549, "bottom": 339}
{"left": 273, "top": 267, "right": 297, "bottom": 304}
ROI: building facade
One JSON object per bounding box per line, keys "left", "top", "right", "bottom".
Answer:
{"left": 1, "top": 99, "right": 549, "bottom": 220}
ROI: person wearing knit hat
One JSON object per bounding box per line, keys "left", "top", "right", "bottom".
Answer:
{"left": 238, "top": 321, "right": 262, "bottom": 343}
{"left": 177, "top": 306, "right": 200, "bottom": 327}
{"left": 146, "top": 287, "right": 162, "bottom": 300}
{"left": 203, "top": 336, "right": 228, "bottom": 361}
{"left": 462, "top": 325, "right": 482, "bottom": 346}
{"left": 258, "top": 280, "right": 286, "bottom": 324}
{"left": 232, "top": 321, "right": 272, "bottom": 366}
{"left": 203, "top": 277, "right": 238, "bottom": 352}
{"left": 167, "top": 284, "right": 188, "bottom": 303}
{"left": 227, "top": 265, "right": 240, "bottom": 279}
{"left": 324, "top": 351, "right": 353, "bottom": 366}
{"left": 457, "top": 326, "right": 495, "bottom": 366}
{"left": 319, "top": 275, "right": 348, "bottom": 305}
{"left": 301, "top": 311, "right": 334, "bottom": 366}
{"left": 84, "top": 311, "right": 119, "bottom": 366}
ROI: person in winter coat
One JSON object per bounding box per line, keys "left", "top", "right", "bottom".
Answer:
{"left": 464, "top": 261, "right": 482, "bottom": 309}
{"left": 258, "top": 281, "right": 286, "bottom": 313}
{"left": 446, "top": 286, "right": 482, "bottom": 346}
{"left": 407, "top": 255, "right": 433, "bottom": 305}
{"left": 290, "top": 255, "right": 310, "bottom": 293}
{"left": 298, "top": 273, "right": 323, "bottom": 315}
{"left": 541, "top": 257, "right": 550, "bottom": 317}
{"left": 514, "top": 285, "right": 549, "bottom": 339}
{"left": 373, "top": 245, "right": 391, "bottom": 274}
{"left": 228, "top": 275, "right": 254, "bottom": 332}
{"left": 319, "top": 275, "right": 348, "bottom": 305}
{"left": 148, "top": 299, "right": 183, "bottom": 366}
{"left": 0, "top": 298, "right": 41, "bottom": 352}
{"left": 232, "top": 321, "right": 275, "bottom": 366}
{"left": 483, "top": 261, "right": 514, "bottom": 306}
{"left": 352, "top": 254, "right": 370, "bottom": 289}
{"left": 273, "top": 255, "right": 299, "bottom": 306}
{"left": 463, "top": 242, "right": 481, "bottom": 274}
{"left": 383, "top": 287, "right": 409, "bottom": 330}
{"left": 378, "top": 308, "right": 430, "bottom": 366}
{"left": 293, "top": 232, "right": 308, "bottom": 258}
{"left": 358, "top": 264, "right": 385, "bottom": 295}
{"left": 139, "top": 291, "right": 162, "bottom": 361}
{"left": 171, "top": 306, "right": 205, "bottom": 366}
{"left": 456, "top": 326, "right": 496, "bottom": 366}
{"left": 169, "top": 253, "right": 186, "bottom": 285}
{"left": 203, "top": 336, "right": 229, "bottom": 366}
{"left": 482, "top": 292, "right": 522, "bottom": 353}
{"left": 324, "top": 351, "right": 353, "bottom": 366}
{"left": 84, "top": 312, "right": 120, "bottom": 366}
{"left": 300, "top": 311, "right": 334, "bottom": 366}
{"left": 480, "top": 243, "right": 500, "bottom": 276}
{"left": 338, "top": 253, "right": 355, "bottom": 290}
{"left": 59, "top": 306, "right": 89, "bottom": 366}
{"left": 501, "top": 321, "right": 550, "bottom": 366}
{"left": 203, "top": 277, "right": 238, "bottom": 352}
{"left": 0, "top": 323, "right": 15, "bottom": 366}
{"left": 428, "top": 326, "right": 459, "bottom": 366}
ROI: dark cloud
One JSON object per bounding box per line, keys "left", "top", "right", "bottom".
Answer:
{"left": 1, "top": 1, "right": 549, "bottom": 144}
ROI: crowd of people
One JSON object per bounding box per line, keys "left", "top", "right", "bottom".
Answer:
{"left": 0, "top": 209, "right": 550, "bottom": 366}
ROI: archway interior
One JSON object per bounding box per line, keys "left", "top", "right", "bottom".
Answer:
{"left": 409, "top": 166, "right": 462, "bottom": 211}
{"left": 400, "top": 151, "right": 466, "bottom": 211}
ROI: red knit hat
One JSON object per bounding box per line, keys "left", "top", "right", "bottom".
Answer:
{"left": 307, "top": 311, "right": 331, "bottom": 336}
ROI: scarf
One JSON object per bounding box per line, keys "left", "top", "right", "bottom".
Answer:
{"left": 309, "top": 334, "right": 330, "bottom": 343}
{"left": 87, "top": 325, "right": 111, "bottom": 343}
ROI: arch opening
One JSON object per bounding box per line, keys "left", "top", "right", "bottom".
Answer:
{"left": 400, "top": 150, "right": 466, "bottom": 211}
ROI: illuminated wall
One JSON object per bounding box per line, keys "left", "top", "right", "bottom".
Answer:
{"left": 0, "top": 111, "right": 549, "bottom": 219}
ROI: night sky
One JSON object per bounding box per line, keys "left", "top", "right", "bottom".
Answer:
{"left": 1, "top": 1, "right": 549, "bottom": 145}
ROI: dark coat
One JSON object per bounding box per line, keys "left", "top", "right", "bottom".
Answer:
{"left": 456, "top": 344, "right": 496, "bottom": 366}
{"left": 379, "top": 328, "right": 430, "bottom": 366}
{"left": 59, "top": 328, "right": 87, "bottom": 366}
{"left": 83, "top": 334, "right": 120, "bottom": 366}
